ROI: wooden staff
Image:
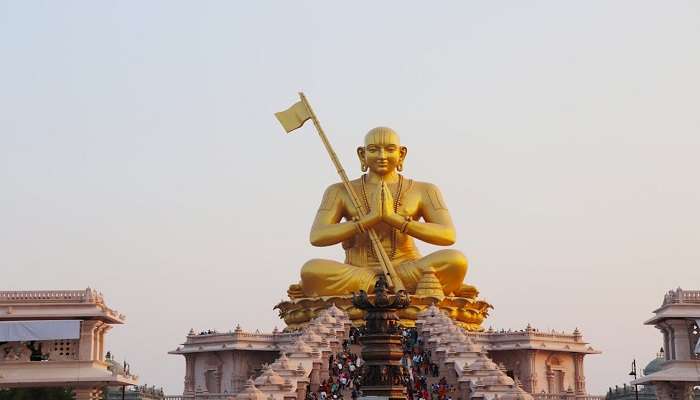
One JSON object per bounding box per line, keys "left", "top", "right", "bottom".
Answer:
{"left": 298, "top": 92, "right": 406, "bottom": 292}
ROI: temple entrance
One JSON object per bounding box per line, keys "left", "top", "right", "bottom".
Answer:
{"left": 551, "top": 370, "right": 564, "bottom": 394}
{"left": 204, "top": 370, "right": 219, "bottom": 393}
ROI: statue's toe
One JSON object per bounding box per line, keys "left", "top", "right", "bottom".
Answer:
{"left": 287, "top": 283, "right": 305, "bottom": 300}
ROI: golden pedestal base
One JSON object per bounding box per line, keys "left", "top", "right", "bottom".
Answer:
{"left": 275, "top": 294, "right": 492, "bottom": 331}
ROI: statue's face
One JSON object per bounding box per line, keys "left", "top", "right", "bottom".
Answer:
{"left": 358, "top": 127, "right": 407, "bottom": 176}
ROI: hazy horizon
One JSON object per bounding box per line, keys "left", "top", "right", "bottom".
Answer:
{"left": 1, "top": 1, "right": 699, "bottom": 395}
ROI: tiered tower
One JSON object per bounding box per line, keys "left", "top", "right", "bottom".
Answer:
{"left": 631, "top": 288, "right": 700, "bottom": 400}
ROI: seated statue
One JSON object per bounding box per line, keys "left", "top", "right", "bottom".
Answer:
{"left": 288, "top": 127, "right": 476, "bottom": 299}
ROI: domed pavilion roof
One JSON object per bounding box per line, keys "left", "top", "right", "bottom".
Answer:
{"left": 643, "top": 351, "right": 665, "bottom": 376}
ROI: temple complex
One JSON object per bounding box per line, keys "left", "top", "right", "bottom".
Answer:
{"left": 169, "top": 305, "right": 601, "bottom": 400}
{"left": 166, "top": 121, "right": 605, "bottom": 400}
{"left": 0, "top": 289, "right": 137, "bottom": 400}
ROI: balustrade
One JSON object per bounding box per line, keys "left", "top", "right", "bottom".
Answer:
{"left": 663, "top": 289, "right": 700, "bottom": 305}
{"left": 0, "top": 289, "right": 99, "bottom": 303}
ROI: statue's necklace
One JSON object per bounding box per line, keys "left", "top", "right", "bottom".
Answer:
{"left": 360, "top": 174, "right": 404, "bottom": 259}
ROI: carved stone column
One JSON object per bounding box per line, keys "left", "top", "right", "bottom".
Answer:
{"left": 546, "top": 368, "right": 555, "bottom": 394}
{"left": 214, "top": 368, "right": 223, "bottom": 394}
{"left": 97, "top": 325, "right": 111, "bottom": 361}
{"left": 573, "top": 354, "right": 586, "bottom": 395}
{"left": 523, "top": 350, "right": 538, "bottom": 393}
{"left": 659, "top": 325, "right": 671, "bottom": 360}
{"left": 184, "top": 353, "right": 196, "bottom": 394}
{"left": 666, "top": 320, "right": 692, "bottom": 360}
{"left": 79, "top": 320, "right": 99, "bottom": 361}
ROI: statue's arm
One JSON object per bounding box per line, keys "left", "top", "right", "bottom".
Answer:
{"left": 385, "top": 183, "right": 456, "bottom": 246}
{"left": 309, "top": 184, "right": 380, "bottom": 247}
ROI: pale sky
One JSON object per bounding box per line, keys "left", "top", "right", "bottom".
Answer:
{"left": 1, "top": 1, "right": 699, "bottom": 395}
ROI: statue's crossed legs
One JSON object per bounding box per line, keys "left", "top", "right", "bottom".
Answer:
{"left": 294, "top": 249, "right": 476, "bottom": 298}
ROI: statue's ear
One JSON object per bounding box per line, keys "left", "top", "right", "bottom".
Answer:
{"left": 357, "top": 147, "right": 368, "bottom": 172}
{"left": 357, "top": 146, "right": 365, "bottom": 160}
{"left": 397, "top": 146, "right": 407, "bottom": 172}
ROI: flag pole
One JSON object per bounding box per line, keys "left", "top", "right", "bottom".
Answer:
{"left": 298, "top": 92, "right": 406, "bottom": 292}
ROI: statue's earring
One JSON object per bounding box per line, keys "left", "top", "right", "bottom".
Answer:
{"left": 361, "top": 160, "right": 368, "bottom": 172}
{"left": 397, "top": 147, "right": 407, "bottom": 172}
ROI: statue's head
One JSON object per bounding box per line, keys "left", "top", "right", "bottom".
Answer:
{"left": 357, "top": 127, "right": 407, "bottom": 175}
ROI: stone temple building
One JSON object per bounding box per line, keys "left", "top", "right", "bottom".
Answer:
{"left": 0, "top": 289, "right": 137, "bottom": 400}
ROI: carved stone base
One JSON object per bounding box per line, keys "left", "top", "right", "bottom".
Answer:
{"left": 275, "top": 294, "right": 492, "bottom": 331}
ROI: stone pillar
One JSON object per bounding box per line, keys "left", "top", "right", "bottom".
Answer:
{"left": 522, "top": 350, "right": 537, "bottom": 393}
{"left": 184, "top": 353, "right": 196, "bottom": 394}
{"left": 96, "top": 326, "right": 104, "bottom": 361}
{"left": 667, "top": 324, "right": 677, "bottom": 360}
{"left": 97, "top": 325, "right": 111, "bottom": 361}
{"left": 546, "top": 368, "right": 555, "bottom": 394}
{"left": 573, "top": 354, "right": 585, "bottom": 395}
{"left": 73, "top": 388, "right": 103, "bottom": 400}
{"left": 660, "top": 326, "right": 671, "bottom": 360}
{"left": 215, "top": 368, "right": 223, "bottom": 394}
{"left": 666, "top": 320, "right": 692, "bottom": 360}
{"left": 79, "top": 320, "right": 99, "bottom": 361}
{"left": 92, "top": 322, "right": 100, "bottom": 360}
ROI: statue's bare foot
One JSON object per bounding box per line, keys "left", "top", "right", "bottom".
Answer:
{"left": 287, "top": 283, "right": 305, "bottom": 300}
{"left": 455, "top": 284, "right": 479, "bottom": 299}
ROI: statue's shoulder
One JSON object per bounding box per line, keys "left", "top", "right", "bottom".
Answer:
{"left": 321, "top": 182, "right": 346, "bottom": 198}
{"left": 325, "top": 182, "right": 346, "bottom": 191}
{"left": 408, "top": 180, "right": 440, "bottom": 194}
{"left": 317, "top": 182, "right": 347, "bottom": 211}
{"left": 408, "top": 180, "right": 448, "bottom": 209}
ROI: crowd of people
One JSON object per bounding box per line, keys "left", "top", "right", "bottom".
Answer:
{"left": 401, "top": 328, "right": 456, "bottom": 400}
{"left": 305, "top": 326, "right": 456, "bottom": 400}
{"left": 306, "top": 335, "right": 363, "bottom": 400}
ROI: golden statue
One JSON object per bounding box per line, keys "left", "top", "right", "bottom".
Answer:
{"left": 274, "top": 94, "right": 490, "bottom": 330}
{"left": 291, "top": 126, "right": 473, "bottom": 298}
